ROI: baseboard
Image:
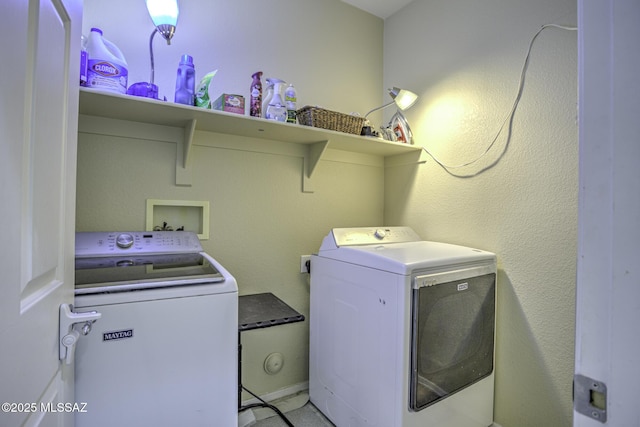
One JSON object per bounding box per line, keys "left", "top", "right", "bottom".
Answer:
{"left": 241, "top": 382, "right": 310, "bottom": 421}
{"left": 240, "top": 383, "right": 501, "bottom": 426}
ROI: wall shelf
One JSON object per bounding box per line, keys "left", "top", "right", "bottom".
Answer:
{"left": 78, "top": 88, "right": 420, "bottom": 191}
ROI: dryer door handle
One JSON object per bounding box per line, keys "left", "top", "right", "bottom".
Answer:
{"left": 413, "top": 264, "right": 495, "bottom": 289}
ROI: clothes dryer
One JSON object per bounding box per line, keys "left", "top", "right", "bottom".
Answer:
{"left": 310, "top": 227, "right": 496, "bottom": 427}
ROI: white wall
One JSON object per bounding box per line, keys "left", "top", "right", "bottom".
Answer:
{"left": 384, "top": 1, "right": 577, "bottom": 426}
{"left": 78, "top": 0, "right": 384, "bottom": 400}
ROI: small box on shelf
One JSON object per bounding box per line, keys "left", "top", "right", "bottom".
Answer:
{"left": 212, "top": 94, "right": 245, "bottom": 115}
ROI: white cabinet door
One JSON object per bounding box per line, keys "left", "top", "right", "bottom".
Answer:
{"left": 575, "top": 0, "right": 640, "bottom": 426}
{"left": 0, "top": 0, "right": 82, "bottom": 426}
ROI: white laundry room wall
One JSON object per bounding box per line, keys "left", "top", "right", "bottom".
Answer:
{"left": 77, "top": 0, "right": 384, "bottom": 402}
{"left": 383, "top": 0, "right": 577, "bottom": 426}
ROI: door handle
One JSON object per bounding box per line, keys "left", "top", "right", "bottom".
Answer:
{"left": 59, "top": 303, "right": 102, "bottom": 364}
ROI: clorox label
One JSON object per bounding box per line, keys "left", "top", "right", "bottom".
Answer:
{"left": 86, "top": 59, "right": 128, "bottom": 94}
{"left": 91, "top": 61, "right": 119, "bottom": 77}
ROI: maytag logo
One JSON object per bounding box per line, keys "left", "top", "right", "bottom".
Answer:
{"left": 457, "top": 283, "right": 469, "bottom": 291}
{"left": 103, "top": 329, "right": 133, "bottom": 341}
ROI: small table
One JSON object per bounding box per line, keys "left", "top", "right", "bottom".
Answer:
{"left": 238, "top": 293, "right": 305, "bottom": 409}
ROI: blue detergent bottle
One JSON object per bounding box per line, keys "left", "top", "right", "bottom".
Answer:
{"left": 175, "top": 54, "right": 196, "bottom": 105}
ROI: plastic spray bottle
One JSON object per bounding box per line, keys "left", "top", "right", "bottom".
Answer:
{"left": 262, "top": 78, "right": 275, "bottom": 115}
{"left": 250, "top": 72, "right": 263, "bottom": 117}
{"left": 175, "top": 54, "right": 196, "bottom": 105}
{"left": 266, "top": 81, "right": 287, "bottom": 122}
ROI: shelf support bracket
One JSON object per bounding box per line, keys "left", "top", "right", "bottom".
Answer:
{"left": 303, "top": 140, "right": 329, "bottom": 193}
{"left": 176, "top": 119, "right": 197, "bottom": 187}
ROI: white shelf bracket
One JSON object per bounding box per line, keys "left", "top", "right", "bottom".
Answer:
{"left": 176, "top": 119, "right": 197, "bottom": 187}
{"left": 303, "top": 140, "right": 330, "bottom": 193}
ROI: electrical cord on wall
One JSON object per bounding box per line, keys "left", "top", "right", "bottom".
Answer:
{"left": 421, "top": 24, "right": 578, "bottom": 175}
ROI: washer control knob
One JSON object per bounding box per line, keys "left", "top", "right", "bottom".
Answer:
{"left": 374, "top": 229, "right": 387, "bottom": 239}
{"left": 116, "top": 233, "right": 134, "bottom": 249}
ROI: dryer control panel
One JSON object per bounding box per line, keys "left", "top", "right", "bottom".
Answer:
{"left": 329, "top": 226, "right": 421, "bottom": 248}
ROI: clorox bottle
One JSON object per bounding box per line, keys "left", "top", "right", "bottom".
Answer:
{"left": 85, "top": 27, "right": 128, "bottom": 94}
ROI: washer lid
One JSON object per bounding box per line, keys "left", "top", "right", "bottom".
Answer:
{"left": 318, "top": 235, "right": 495, "bottom": 275}
{"left": 75, "top": 252, "right": 225, "bottom": 294}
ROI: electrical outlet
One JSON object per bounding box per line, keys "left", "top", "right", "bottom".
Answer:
{"left": 300, "top": 255, "right": 311, "bottom": 273}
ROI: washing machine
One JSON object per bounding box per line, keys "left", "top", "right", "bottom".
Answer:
{"left": 73, "top": 231, "right": 238, "bottom": 427}
{"left": 310, "top": 227, "right": 496, "bottom": 427}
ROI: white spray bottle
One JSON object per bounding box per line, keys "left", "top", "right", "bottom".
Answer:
{"left": 266, "top": 80, "right": 287, "bottom": 122}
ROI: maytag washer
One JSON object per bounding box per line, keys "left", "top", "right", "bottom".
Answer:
{"left": 73, "top": 231, "right": 238, "bottom": 427}
{"left": 310, "top": 227, "right": 497, "bottom": 427}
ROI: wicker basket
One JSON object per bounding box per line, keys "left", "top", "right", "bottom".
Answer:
{"left": 296, "top": 106, "right": 366, "bottom": 135}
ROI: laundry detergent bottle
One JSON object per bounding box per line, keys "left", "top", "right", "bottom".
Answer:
{"left": 174, "top": 54, "right": 196, "bottom": 105}
{"left": 85, "top": 27, "right": 128, "bottom": 94}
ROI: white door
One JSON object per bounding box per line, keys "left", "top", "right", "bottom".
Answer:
{"left": 0, "top": 0, "right": 82, "bottom": 426}
{"left": 575, "top": 0, "right": 640, "bottom": 426}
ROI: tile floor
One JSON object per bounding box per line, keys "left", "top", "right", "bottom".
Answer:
{"left": 251, "top": 402, "right": 334, "bottom": 427}
{"left": 249, "top": 401, "right": 503, "bottom": 427}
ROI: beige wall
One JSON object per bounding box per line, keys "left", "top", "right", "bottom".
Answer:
{"left": 82, "top": 0, "right": 383, "bottom": 119}
{"left": 80, "top": 0, "right": 579, "bottom": 424}
{"left": 76, "top": 127, "right": 384, "bottom": 397}
{"left": 78, "top": 0, "right": 384, "bottom": 399}
{"left": 384, "top": 0, "right": 577, "bottom": 426}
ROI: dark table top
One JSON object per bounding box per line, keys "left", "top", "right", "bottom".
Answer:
{"left": 238, "top": 292, "right": 304, "bottom": 331}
